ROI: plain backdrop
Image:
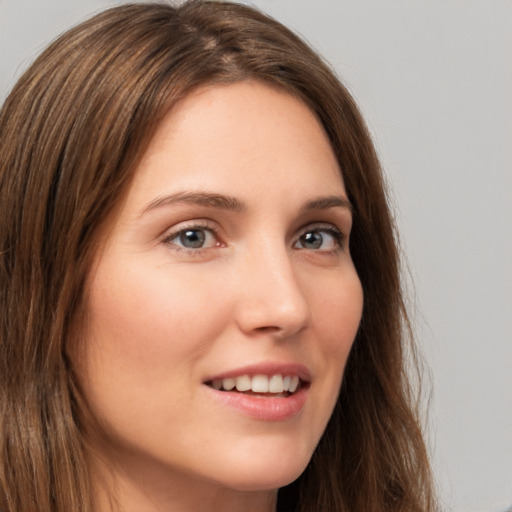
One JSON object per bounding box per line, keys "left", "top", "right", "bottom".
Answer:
{"left": 1, "top": 1, "right": 511, "bottom": 511}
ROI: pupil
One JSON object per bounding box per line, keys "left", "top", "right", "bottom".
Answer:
{"left": 180, "top": 229, "right": 205, "bottom": 248}
{"left": 302, "top": 231, "right": 322, "bottom": 249}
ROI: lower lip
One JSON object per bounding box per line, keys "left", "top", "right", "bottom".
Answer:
{"left": 204, "top": 385, "right": 308, "bottom": 421}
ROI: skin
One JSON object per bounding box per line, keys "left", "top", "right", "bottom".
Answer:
{"left": 75, "top": 81, "right": 364, "bottom": 512}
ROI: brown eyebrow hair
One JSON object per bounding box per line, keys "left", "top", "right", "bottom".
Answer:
{"left": 141, "top": 191, "right": 353, "bottom": 217}
{"left": 299, "top": 195, "right": 353, "bottom": 215}
{"left": 141, "top": 191, "right": 247, "bottom": 215}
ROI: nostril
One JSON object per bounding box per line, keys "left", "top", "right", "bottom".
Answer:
{"left": 254, "top": 326, "right": 281, "bottom": 333}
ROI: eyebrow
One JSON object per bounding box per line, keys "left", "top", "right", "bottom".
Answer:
{"left": 141, "top": 191, "right": 247, "bottom": 216}
{"left": 140, "top": 191, "right": 352, "bottom": 216}
{"left": 299, "top": 195, "right": 353, "bottom": 215}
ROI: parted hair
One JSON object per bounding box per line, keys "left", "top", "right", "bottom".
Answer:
{"left": 0, "top": 1, "right": 436, "bottom": 511}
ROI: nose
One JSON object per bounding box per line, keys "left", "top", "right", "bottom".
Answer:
{"left": 234, "top": 242, "right": 310, "bottom": 339}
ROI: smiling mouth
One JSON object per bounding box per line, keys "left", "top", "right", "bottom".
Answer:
{"left": 206, "top": 374, "right": 304, "bottom": 397}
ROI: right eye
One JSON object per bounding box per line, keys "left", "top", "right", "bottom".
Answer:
{"left": 163, "top": 225, "right": 220, "bottom": 251}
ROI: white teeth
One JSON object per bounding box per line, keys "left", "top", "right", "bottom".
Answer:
{"left": 251, "top": 375, "right": 269, "bottom": 393}
{"left": 213, "top": 374, "right": 301, "bottom": 394}
{"left": 222, "top": 377, "right": 236, "bottom": 391}
{"left": 268, "top": 375, "right": 284, "bottom": 393}
{"left": 235, "top": 375, "right": 251, "bottom": 392}
{"left": 289, "top": 376, "right": 299, "bottom": 393}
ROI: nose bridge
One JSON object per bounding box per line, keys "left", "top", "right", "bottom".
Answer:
{"left": 235, "top": 236, "right": 309, "bottom": 337}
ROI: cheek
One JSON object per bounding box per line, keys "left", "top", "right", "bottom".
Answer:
{"left": 86, "top": 260, "right": 229, "bottom": 366}
{"left": 76, "top": 258, "right": 235, "bottom": 437}
{"left": 313, "top": 269, "right": 364, "bottom": 357}
{"left": 310, "top": 269, "right": 362, "bottom": 399}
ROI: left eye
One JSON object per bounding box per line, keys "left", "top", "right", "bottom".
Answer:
{"left": 165, "top": 227, "right": 218, "bottom": 249}
{"left": 294, "top": 228, "right": 343, "bottom": 251}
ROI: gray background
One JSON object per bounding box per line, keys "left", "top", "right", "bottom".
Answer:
{"left": 1, "top": 1, "right": 511, "bottom": 511}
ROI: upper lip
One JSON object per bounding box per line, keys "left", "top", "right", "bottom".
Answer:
{"left": 203, "top": 362, "right": 312, "bottom": 383}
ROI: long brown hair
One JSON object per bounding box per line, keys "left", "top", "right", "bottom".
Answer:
{"left": 0, "top": 2, "right": 436, "bottom": 511}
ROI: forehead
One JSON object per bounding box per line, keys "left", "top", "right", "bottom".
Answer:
{"left": 126, "top": 80, "right": 346, "bottom": 210}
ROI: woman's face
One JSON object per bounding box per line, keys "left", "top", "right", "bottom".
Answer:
{"left": 77, "top": 81, "right": 363, "bottom": 500}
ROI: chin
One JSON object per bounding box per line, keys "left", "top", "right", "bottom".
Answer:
{"left": 209, "top": 445, "right": 311, "bottom": 492}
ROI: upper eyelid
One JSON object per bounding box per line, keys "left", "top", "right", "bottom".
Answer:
{"left": 298, "top": 221, "right": 341, "bottom": 230}
{"left": 162, "top": 219, "right": 219, "bottom": 236}
{"left": 295, "top": 221, "right": 345, "bottom": 236}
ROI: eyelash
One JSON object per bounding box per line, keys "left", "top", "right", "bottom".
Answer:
{"left": 295, "top": 223, "right": 347, "bottom": 252}
{"left": 161, "top": 222, "right": 347, "bottom": 255}
{"left": 161, "top": 221, "right": 222, "bottom": 256}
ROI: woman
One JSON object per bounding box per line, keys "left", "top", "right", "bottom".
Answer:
{"left": 0, "top": 1, "right": 436, "bottom": 511}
